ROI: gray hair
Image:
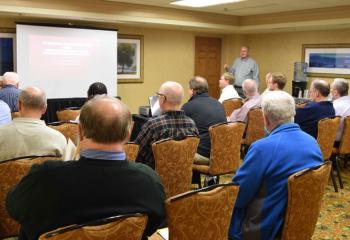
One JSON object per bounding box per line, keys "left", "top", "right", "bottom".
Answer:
{"left": 332, "top": 78, "right": 349, "bottom": 96}
{"left": 262, "top": 91, "right": 296, "bottom": 124}
{"left": 19, "top": 86, "right": 47, "bottom": 110}
{"left": 189, "top": 76, "right": 208, "bottom": 94}
{"left": 311, "top": 79, "right": 330, "bottom": 97}
{"left": 242, "top": 79, "right": 257, "bottom": 95}
{"left": 159, "top": 81, "right": 184, "bottom": 105}
{"left": 3, "top": 72, "right": 19, "bottom": 86}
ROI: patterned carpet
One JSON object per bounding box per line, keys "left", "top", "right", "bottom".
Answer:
{"left": 218, "top": 162, "right": 350, "bottom": 239}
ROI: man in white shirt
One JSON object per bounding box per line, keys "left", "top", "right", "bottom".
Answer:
{"left": 0, "top": 86, "right": 66, "bottom": 161}
{"left": 331, "top": 78, "right": 350, "bottom": 142}
{"left": 0, "top": 100, "right": 11, "bottom": 125}
{"left": 262, "top": 72, "right": 287, "bottom": 96}
{"left": 218, "top": 72, "right": 240, "bottom": 103}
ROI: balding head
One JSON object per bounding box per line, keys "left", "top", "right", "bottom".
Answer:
{"left": 19, "top": 86, "right": 46, "bottom": 110}
{"left": 79, "top": 95, "right": 131, "bottom": 143}
{"left": 242, "top": 79, "right": 258, "bottom": 97}
{"left": 159, "top": 81, "right": 184, "bottom": 105}
{"left": 3, "top": 72, "right": 19, "bottom": 86}
{"left": 310, "top": 79, "right": 330, "bottom": 101}
{"left": 189, "top": 76, "right": 208, "bottom": 95}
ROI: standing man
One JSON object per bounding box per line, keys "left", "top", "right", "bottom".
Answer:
{"left": 224, "top": 46, "right": 259, "bottom": 97}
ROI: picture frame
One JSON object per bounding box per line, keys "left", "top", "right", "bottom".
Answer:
{"left": 302, "top": 44, "right": 350, "bottom": 78}
{"left": 117, "top": 34, "right": 144, "bottom": 83}
{"left": 0, "top": 31, "right": 16, "bottom": 75}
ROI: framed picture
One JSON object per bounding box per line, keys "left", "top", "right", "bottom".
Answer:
{"left": 302, "top": 44, "right": 350, "bottom": 78}
{"left": 117, "top": 34, "right": 144, "bottom": 83}
{"left": 0, "top": 32, "right": 16, "bottom": 75}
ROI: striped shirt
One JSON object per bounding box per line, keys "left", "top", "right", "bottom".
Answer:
{"left": 135, "top": 110, "right": 198, "bottom": 169}
{"left": 0, "top": 85, "right": 19, "bottom": 112}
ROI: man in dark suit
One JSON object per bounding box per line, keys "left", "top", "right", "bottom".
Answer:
{"left": 6, "top": 96, "right": 166, "bottom": 240}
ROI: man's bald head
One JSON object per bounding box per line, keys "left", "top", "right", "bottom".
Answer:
{"left": 242, "top": 79, "right": 258, "bottom": 96}
{"left": 189, "top": 76, "right": 208, "bottom": 94}
{"left": 159, "top": 81, "right": 184, "bottom": 105}
{"left": 311, "top": 79, "right": 330, "bottom": 97}
{"left": 79, "top": 96, "right": 131, "bottom": 143}
{"left": 19, "top": 86, "right": 47, "bottom": 110}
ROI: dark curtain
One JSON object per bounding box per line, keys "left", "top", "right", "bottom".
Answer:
{"left": 42, "top": 98, "right": 87, "bottom": 123}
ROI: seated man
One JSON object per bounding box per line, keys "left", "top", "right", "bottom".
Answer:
{"left": 182, "top": 76, "right": 226, "bottom": 165}
{"left": 0, "top": 86, "right": 66, "bottom": 161}
{"left": 135, "top": 81, "right": 198, "bottom": 169}
{"left": 218, "top": 72, "right": 240, "bottom": 103}
{"left": 229, "top": 91, "right": 323, "bottom": 240}
{"left": 295, "top": 79, "right": 335, "bottom": 139}
{"left": 6, "top": 96, "right": 166, "bottom": 240}
{"left": 266, "top": 72, "right": 287, "bottom": 91}
{"left": 0, "top": 72, "right": 20, "bottom": 112}
{"left": 228, "top": 79, "right": 262, "bottom": 122}
{"left": 0, "top": 100, "right": 11, "bottom": 125}
{"left": 331, "top": 78, "right": 350, "bottom": 143}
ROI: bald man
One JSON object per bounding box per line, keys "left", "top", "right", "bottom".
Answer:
{"left": 6, "top": 96, "right": 166, "bottom": 240}
{"left": 0, "top": 72, "right": 20, "bottom": 112}
{"left": 0, "top": 86, "right": 66, "bottom": 161}
{"left": 228, "top": 79, "right": 262, "bottom": 122}
{"left": 135, "top": 81, "right": 198, "bottom": 169}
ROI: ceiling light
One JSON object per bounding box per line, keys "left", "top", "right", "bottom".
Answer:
{"left": 171, "top": 0, "right": 245, "bottom": 8}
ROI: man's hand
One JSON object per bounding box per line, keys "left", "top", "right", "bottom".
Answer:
{"left": 224, "top": 63, "right": 229, "bottom": 72}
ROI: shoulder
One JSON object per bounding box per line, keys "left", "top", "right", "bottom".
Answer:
{"left": 28, "top": 160, "right": 75, "bottom": 175}
{"left": 126, "top": 160, "right": 162, "bottom": 183}
{"left": 44, "top": 126, "right": 67, "bottom": 143}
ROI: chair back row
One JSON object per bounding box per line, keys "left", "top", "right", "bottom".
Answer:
{"left": 222, "top": 98, "right": 242, "bottom": 117}
{"left": 338, "top": 116, "right": 350, "bottom": 155}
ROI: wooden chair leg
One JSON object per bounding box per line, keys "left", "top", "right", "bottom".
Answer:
{"left": 334, "top": 157, "right": 344, "bottom": 189}
{"left": 330, "top": 166, "right": 338, "bottom": 192}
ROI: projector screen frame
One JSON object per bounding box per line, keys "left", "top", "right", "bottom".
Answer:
{"left": 15, "top": 22, "right": 118, "bottom": 32}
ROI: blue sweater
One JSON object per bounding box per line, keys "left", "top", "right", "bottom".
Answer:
{"left": 229, "top": 123, "right": 323, "bottom": 240}
{"left": 295, "top": 101, "right": 335, "bottom": 139}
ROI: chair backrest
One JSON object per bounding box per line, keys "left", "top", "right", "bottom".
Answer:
{"left": 56, "top": 109, "right": 80, "bottom": 122}
{"left": 222, "top": 98, "right": 242, "bottom": 117}
{"left": 317, "top": 117, "right": 340, "bottom": 160}
{"left": 280, "top": 161, "right": 331, "bottom": 240}
{"left": 39, "top": 213, "right": 148, "bottom": 240}
{"left": 152, "top": 136, "right": 199, "bottom": 198}
{"left": 244, "top": 107, "right": 265, "bottom": 146}
{"left": 166, "top": 183, "right": 239, "bottom": 240}
{"left": 10, "top": 112, "right": 20, "bottom": 119}
{"left": 48, "top": 122, "right": 78, "bottom": 144}
{"left": 124, "top": 142, "right": 139, "bottom": 161}
{"left": 209, "top": 122, "right": 246, "bottom": 175}
{"left": 339, "top": 116, "right": 350, "bottom": 155}
{"left": 0, "top": 156, "right": 62, "bottom": 238}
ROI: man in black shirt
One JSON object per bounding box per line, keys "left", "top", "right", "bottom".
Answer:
{"left": 182, "top": 76, "right": 226, "bottom": 165}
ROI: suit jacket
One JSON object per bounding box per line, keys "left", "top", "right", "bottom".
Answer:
{"left": 6, "top": 157, "right": 166, "bottom": 240}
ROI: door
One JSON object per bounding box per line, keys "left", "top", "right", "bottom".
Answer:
{"left": 195, "top": 37, "right": 222, "bottom": 99}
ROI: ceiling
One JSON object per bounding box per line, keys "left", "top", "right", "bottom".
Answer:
{"left": 105, "top": 0, "right": 350, "bottom": 16}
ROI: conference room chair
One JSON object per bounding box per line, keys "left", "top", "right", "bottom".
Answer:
{"left": 39, "top": 213, "right": 148, "bottom": 240}
{"left": 0, "top": 155, "right": 62, "bottom": 238}
{"left": 222, "top": 98, "right": 243, "bottom": 117}
{"left": 56, "top": 108, "right": 80, "bottom": 122}
{"left": 10, "top": 112, "right": 20, "bottom": 119}
{"left": 279, "top": 161, "right": 331, "bottom": 240}
{"left": 193, "top": 122, "right": 246, "bottom": 188}
{"left": 152, "top": 136, "right": 199, "bottom": 198}
{"left": 317, "top": 117, "right": 341, "bottom": 192}
{"left": 332, "top": 115, "right": 350, "bottom": 187}
{"left": 165, "top": 182, "right": 239, "bottom": 240}
{"left": 241, "top": 107, "right": 265, "bottom": 155}
{"left": 124, "top": 142, "right": 139, "bottom": 161}
{"left": 48, "top": 122, "right": 79, "bottom": 144}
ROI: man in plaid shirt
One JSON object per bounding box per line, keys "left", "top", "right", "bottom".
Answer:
{"left": 135, "top": 81, "right": 198, "bottom": 169}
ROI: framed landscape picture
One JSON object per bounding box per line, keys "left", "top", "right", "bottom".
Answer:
{"left": 302, "top": 44, "right": 350, "bottom": 78}
{"left": 117, "top": 34, "right": 144, "bottom": 83}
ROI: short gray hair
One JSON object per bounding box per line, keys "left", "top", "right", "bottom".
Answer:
{"left": 159, "top": 81, "right": 184, "bottom": 105}
{"left": 3, "top": 72, "right": 19, "bottom": 86}
{"left": 19, "top": 87, "right": 47, "bottom": 110}
{"left": 332, "top": 78, "right": 349, "bottom": 96}
{"left": 242, "top": 79, "right": 257, "bottom": 95}
{"left": 262, "top": 91, "right": 296, "bottom": 124}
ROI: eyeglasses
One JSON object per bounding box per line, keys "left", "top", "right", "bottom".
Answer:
{"left": 156, "top": 92, "right": 167, "bottom": 100}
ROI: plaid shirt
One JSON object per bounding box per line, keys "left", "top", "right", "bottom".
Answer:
{"left": 135, "top": 110, "right": 198, "bottom": 169}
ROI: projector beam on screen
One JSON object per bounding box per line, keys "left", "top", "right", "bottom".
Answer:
{"left": 16, "top": 22, "right": 118, "bottom": 99}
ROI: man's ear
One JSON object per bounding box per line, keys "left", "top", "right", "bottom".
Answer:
{"left": 78, "top": 124, "right": 84, "bottom": 142}
{"left": 263, "top": 113, "right": 270, "bottom": 130}
{"left": 41, "top": 105, "right": 47, "bottom": 115}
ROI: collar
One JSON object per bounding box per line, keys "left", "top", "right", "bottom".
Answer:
{"left": 3, "top": 85, "right": 17, "bottom": 89}
{"left": 269, "top": 123, "right": 299, "bottom": 136}
{"left": 13, "top": 117, "right": 45, "bottom": 125}
{"left": 222, "top": 85, "right": 233, "bottom": 92}
{"left": 80, "top": 149, "right": 126, "bottom": 161}
{"left": 189, "top": 92, "right": 209, "bottom": 101}
{"left": 162, "top": 110, "right": 185, "bottom": 116}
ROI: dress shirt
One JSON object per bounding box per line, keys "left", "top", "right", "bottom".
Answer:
{"left": 229, "top": 57, "right": 260, "bottom": 87}
{"left": 229, "top": 94, "right": 262, "bottom": 122}
{"left": 80, "top": 149, "right": 126, "bottom": 161}
{"left": 218, "top": 85, "right": 241, "bottom": 103}
{"left": 333, "top": 96, "right": 350, "bottom": 141}
{"left": 0, "top": 85, "right": 19, "bottom": 112}
{"left": 0, "top": 100, "right": 11, "bottom": 125}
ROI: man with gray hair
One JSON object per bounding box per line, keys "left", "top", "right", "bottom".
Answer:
{"left": 135, "top": 81, "right": 198, "bottom": 169}
{"left": 229, "top": 91, "right": 323, "bottom": 240}
{"left": 228, "top": 79, "right": 262, "bottom": 122}
{"left": 0, "top": 86, "right": 66, "bottom": 161}
{"left": 331, "top": 78, "right": 350, "bottom": 142}
{"left": 6, "top": 96, "right": 166, "bottom": 240}
{"left": 0, "top": 72, "right": 20, "bottom": 112}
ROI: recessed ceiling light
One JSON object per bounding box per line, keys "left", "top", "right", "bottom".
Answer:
{"left": 171, "top": 0, "right": 245, "bottom": 8}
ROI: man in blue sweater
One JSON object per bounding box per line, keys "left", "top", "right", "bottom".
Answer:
{"left": 229, "top": 91, "right": 323, "bottom": 240}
